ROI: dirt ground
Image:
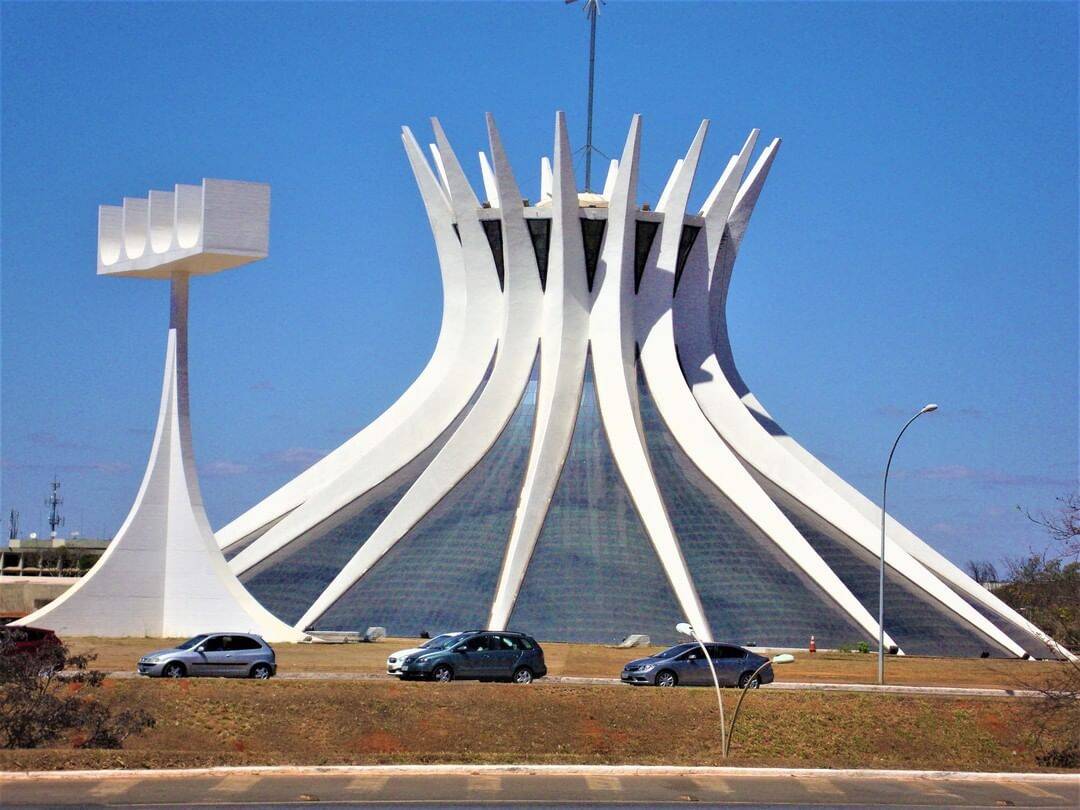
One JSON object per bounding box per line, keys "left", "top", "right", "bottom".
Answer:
{"left": 63, "top": 636, "right": 1066, "bottom": 690}
{"left": 0, "top": 678, "right": 1071, "bottom": 773}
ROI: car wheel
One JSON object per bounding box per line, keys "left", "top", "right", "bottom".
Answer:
{"left": 250, "top": 663, "right": 273, "bottom": 680}
{"left": 738, "top": 671, "right": 760, "bottom": 689}
{"left": 512, "top": 667, "right": 534, "bottom": 684}
{"left": 162, "top": 662, "right": 186, "bottom": 679}
{"left": 431, "top": 664, "right": 454, "bottom": 683}
{"left": 655, "top": 670, "right": 677, "bottom": 687}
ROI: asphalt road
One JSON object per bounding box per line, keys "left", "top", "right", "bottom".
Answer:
{"left": 2, "top": 769, "right": 1077, "bottom": 807}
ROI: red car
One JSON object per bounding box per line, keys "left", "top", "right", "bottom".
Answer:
{"left": 0, "top": 625, "right": 62, "bottom": 659}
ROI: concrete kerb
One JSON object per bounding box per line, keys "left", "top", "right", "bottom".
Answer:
{"left": 2, "top": 764, "right": 1077, "bottom": 782}
{"left": 97, "top": 670, "right": 1046, "bottom": 698}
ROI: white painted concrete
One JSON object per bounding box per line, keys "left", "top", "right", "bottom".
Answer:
{"left": 18, "top": 183, "right": 301, "bottom": 641}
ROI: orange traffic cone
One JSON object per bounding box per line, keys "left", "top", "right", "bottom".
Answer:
{"left": 809, "top": 635, "right": 817, "bottom": 654}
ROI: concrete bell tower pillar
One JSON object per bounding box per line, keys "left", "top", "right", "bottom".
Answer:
{"left": 15, "top": 179, "right": 304, "bottom": 642}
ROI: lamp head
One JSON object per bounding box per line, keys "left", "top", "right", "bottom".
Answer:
{"left": 920, "top": 403, "right": 939, "bottom": 414}
{"left": 771, "top": 653, "right": 795, "bottom": 664}
{"left": 675, "top": 622, "right": 695, "bottom": 638}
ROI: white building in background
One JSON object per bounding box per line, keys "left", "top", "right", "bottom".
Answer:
{"left": 207, "top": 112, "right": 1069, "bottom": 660}
{"left": 14, "top": 179, "right": 304, "bottom": 642}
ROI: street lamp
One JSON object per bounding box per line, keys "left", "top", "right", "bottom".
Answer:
{"left": 725, "top": 653, "right": 794, "bottom": 757}
{"left": 878, "top": 403, "right": 938, "bottom": 685}
{"left": 675, "top": 622, "right": 727, "bottom": 758}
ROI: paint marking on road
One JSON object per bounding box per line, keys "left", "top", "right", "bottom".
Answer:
{"left": 87, "top": 780, "right": 135, "bottom": 798}
{"left": 467, "top": 774, "right": 502, "bottom": 795}
{"left": 207, "top": 774, "right": 261, "bottom": 793}
{"left": 345, "top": 775, "right": 389, "bottom": 795}
{"left": 1001, "top": 781, "right": 1062, "bottom": 799}
{"left": 917, "top": 781, "right": 964, "bottom": 801}
{"left": 797, "top": 777, "right": 846, "bottom": 796}
{"left": 585, "top": 774, "right": 623, "bottom": 792}
{"left": 689, "top": 775, "right": 734, "bottom": 795}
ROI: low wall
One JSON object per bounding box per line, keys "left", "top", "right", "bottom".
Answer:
{"left": 0, "top": 576, "right": 77, "bottom": 620}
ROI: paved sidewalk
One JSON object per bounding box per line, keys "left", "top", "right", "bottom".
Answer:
{"left": 3, "top": 764, "right": 1077, "bottom": 807}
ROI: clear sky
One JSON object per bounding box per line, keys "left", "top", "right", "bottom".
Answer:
{"left": 1, "top": 2, "right": 1076, "bottom": 572}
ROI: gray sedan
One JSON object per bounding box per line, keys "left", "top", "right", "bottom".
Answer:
{"left": 137, "top": 633, "right": 276, "bottom": 679}
{"left": 621, "top": 642, "right": 773, "bottom": 688}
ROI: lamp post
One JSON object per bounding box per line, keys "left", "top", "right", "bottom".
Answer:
{"left": 878, "top": 403, "right": 938, "bottom": 684}
{"left": 676, "top": 622, "right": 726, "bottom": 758}
{"left": 725, "top": 653, "right": 794, "bottom": 757}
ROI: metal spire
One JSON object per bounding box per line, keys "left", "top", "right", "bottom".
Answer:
{"left": 567, "top": 0, "right": 604, "bottom": 191}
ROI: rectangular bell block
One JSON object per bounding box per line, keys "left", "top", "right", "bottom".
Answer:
{"left": 98, "top": 179, "right": 270, "bottom": 278}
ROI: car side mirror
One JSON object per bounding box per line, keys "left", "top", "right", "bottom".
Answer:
{"left": 195, "top": 645, "right": 205, "bottom": 653}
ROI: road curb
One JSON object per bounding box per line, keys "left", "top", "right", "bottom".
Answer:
{"left": 2, "top": 763, "right": 1076, "bottom": 782}
{"left": 103, "top": 670, "right": 1045, "bottom": 698}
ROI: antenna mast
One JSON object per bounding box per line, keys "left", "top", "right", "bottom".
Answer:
{"left": 45, "top": 476, "right": 64, "bottom": 535}
{"left": 568, "top": 0, "right": 604, "bottom": 191}
{"left": 8, "top": 509, "right": 18, "bottom": 541}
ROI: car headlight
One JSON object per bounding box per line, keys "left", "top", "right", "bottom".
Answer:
{"left": 405, "top": 656, "right": 417, "bottom": 664}
{"left": 638, "top": 664, "right": 655, "bottom": 673}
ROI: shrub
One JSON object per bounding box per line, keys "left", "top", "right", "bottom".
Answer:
{"left": 0, "top": 630, "right": 154, "bottom": 749}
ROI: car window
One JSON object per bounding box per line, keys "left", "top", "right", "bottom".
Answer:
{"left": 200, "top": 636, "right": 225, "bottom": 652}
{"left": 495, "top": 635, "right": 518, "bottom": 650}
{"left": 422, "top": 634, "right": 457, "bottom": 650}
{"left": 229, "top": 636, "right": 262, "bottom": 651}
{"left": 718, "top": 646, "right": 746, "bottom": 659}
{"left": 177, "top": 634, "right": 208, "bottom": 650}
{"left": 655, "top": 643, "right": 694, "bottom": 660}
{"left": 460, "top": 635, "right": 487, "bottom": 652}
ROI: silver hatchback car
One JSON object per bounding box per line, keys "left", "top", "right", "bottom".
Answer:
{"left": 137, "top": 633, "right": 276, "bottom": 679}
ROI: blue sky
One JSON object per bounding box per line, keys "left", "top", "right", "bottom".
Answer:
{"left": 1, "top": 1, "right": 1076, "bottom": 571}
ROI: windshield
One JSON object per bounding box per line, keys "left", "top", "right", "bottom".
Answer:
{"left": 420, "top": 634, "right": 459, "bottom": 650}
{"left": 176, "top": 635, "right": 209, "bottom": 650}
{"left": 654, "top": 643, "right": 695, "bottom": 660}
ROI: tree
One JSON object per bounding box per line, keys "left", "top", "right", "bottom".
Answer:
{"left": 996, "top": 492, "right": 1080, "bottom": 653}
{"left": 1020, "top": 492, "right": 1079, "bottom": 560}
{"left": 0, "top": 631, "right": 154, "bottom": 749}
{"left": 1003, "top": 491, "right": 1080, "bottom": 767}
{"left": 965, "top": 560, "right": 998, "bottom": 584}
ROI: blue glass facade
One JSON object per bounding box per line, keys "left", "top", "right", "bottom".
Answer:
{"left": 639, "top": 372, "right": 869, "bottom": 648}
{"left": 756, "top": 477, "right": 1012, "bottom": 657}
{"left": 940, "top": 579, "right": 1059, "bottom": 659}
{"left": 239, "top": 355, "right": 494, "bottom": 627}
{"left": 509, "top": 358, "right": 686, "bottom": 645}
{"left": 314, "top": 362, "right": 539, "bottom": 635}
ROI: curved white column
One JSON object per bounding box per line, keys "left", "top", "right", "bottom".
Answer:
{"left": 688, "top": 145, "right": 1028, "bottom": 657}
{"left": 775, "top": 435, "right": 1074, "bottom": 660}
{"left": 216, "top": 127, "right": 495, "bottom": 554}
{"left": 17, "top": 275, "right": 303, "bottom": 642}
{"left": 225, "top": 125, "right": 503, "bottom": 574}
{"left": 640, "top": 126, "right": 890, "bottom": 646}
{"left": 709, "top": 165, "right": 1073, "bottom": 660}
{"left": 587, "top": 115, "right": 713, "bottom": 640}
{"left": 489, "top": 112, "right": 591, "bottom": 630}
{"left": 296, "top": 115, "right": 544, "bottom": 630}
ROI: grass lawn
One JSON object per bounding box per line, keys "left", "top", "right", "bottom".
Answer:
{"left": 63, "top": 636, "right": 1066, "bottom": 690}
{"left": 0, "top": 678, "right": 1071, "bottom": 773}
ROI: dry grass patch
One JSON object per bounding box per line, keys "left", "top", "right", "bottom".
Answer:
{"left": 1, "top": 679, "right": 1073, "bottom": 773}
